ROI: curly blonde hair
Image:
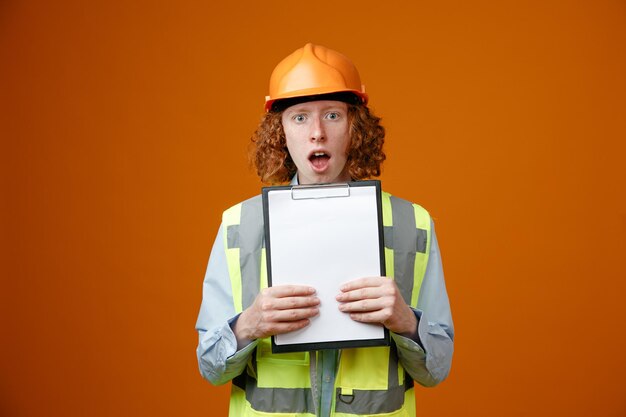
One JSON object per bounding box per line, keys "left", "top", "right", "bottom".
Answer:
{"left": 250, "top": 104, "right": 385, "bottom": 184}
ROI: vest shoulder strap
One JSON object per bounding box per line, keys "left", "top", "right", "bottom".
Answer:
{"left": 381, "top": 191, "right": 431, "bottom": 307}
{"left": 223, "top": 195, "right": 264, "bottom": 313}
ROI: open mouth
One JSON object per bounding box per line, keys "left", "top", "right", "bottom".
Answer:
{"left": 309, "top": 151, "right": 331, "bottom": 170}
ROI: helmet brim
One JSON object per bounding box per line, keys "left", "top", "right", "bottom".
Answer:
{"left": 265, "top": 90, "right": 368, "bottom": 112}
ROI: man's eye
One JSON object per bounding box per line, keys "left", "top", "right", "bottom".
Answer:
{"left": 326, "top": 112, "right": 340, "bottom": 120}
{"left": 294, "top": 114, "right": 306, "bottom": 122}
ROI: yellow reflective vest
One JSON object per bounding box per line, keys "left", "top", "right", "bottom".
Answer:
{"left": 222, "top": 191, "right": 431, "bottom": 417}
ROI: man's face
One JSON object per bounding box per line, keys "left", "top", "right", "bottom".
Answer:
{"left": 281, "top": 100, "right": 351, "bottom": 185}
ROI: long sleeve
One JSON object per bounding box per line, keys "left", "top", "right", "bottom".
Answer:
{"left": 391, "top": 220, "right": 454, "bottom": 387}
{"left": 195, "top": 224, "right": 258, "bottom": 385}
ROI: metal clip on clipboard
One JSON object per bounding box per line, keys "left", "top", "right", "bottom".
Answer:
{"left": 291, "top": 183, "right": 351, "bottom": 200}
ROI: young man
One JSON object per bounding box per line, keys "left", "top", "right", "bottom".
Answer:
{"left": 196, "top": 43, "right": 454, "bottom": 417}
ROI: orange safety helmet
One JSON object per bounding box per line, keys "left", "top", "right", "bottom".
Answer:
{"left": 265, "top": 43, "right": 368, "bottom": 112}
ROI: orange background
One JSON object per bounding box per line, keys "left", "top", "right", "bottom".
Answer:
{"left": 2, "top": 1, "right": 625, "bottom": 416}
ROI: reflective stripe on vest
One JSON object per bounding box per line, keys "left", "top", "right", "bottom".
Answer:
{"left": 222, "top": 191, "right": 431, "bottom": 416}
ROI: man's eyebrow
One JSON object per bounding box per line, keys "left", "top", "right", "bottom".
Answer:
{"left": 284, "top": 106, "right": 310, "bottom": 114}
{"left": 321, "top": 104, "right": 341, "bottom": 109}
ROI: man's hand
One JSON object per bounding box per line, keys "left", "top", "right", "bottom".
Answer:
{"left": 336, "top": 277, "right": 418, "bottom": 339}
{"left": 234, "top": 285, "right": 320, "bottom": 345}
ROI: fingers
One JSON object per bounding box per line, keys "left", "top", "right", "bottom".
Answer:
{"left": 343, "top": 310, "right": 391, "bottom": 324}
{"left": 243, "top": 285, "right": 321, "bottom": 339}
{"left": 265, "top": 285, "right": 316, "bottom": 298}
{"left": 339, "top": 276, "right": 386, "bottom": 292}
{"left": 336, "top": 277, "right": 395, "bottom": 302}
{"left": 254, "top": 303, "right": 319, "bottom": 338}
{"left": 335, "top": 277, "right": 393, "bottom": 315}
{"left": 258, "top": 286, "right": 320, "bottom": 312}
{"left": 264, "top": 295, "right": 320, "bottom": 311}
{"left": 337, "top": 297, "right": 390, "bottom": 314}
{"left": 269, "top": 319, "right": 313, "bottom": 335}
{"left": 336, "top": 286, "right": 381, "bottom": 302}
{"left": 337, "top": 296, "right": 406, "bottom": 333}
{"left": 262, "top": 306, "right": 320, "bottom": 323}
{"left": 335, "top": 276, "right": 413, "bottom": 332}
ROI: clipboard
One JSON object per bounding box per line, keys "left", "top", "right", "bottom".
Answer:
{"left": 262, "top": 180, "right": 389, "bottom": 353}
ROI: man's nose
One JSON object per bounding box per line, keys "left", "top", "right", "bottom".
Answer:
{"left": 310, "top": 118, "right": 325, "bottom": 142}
